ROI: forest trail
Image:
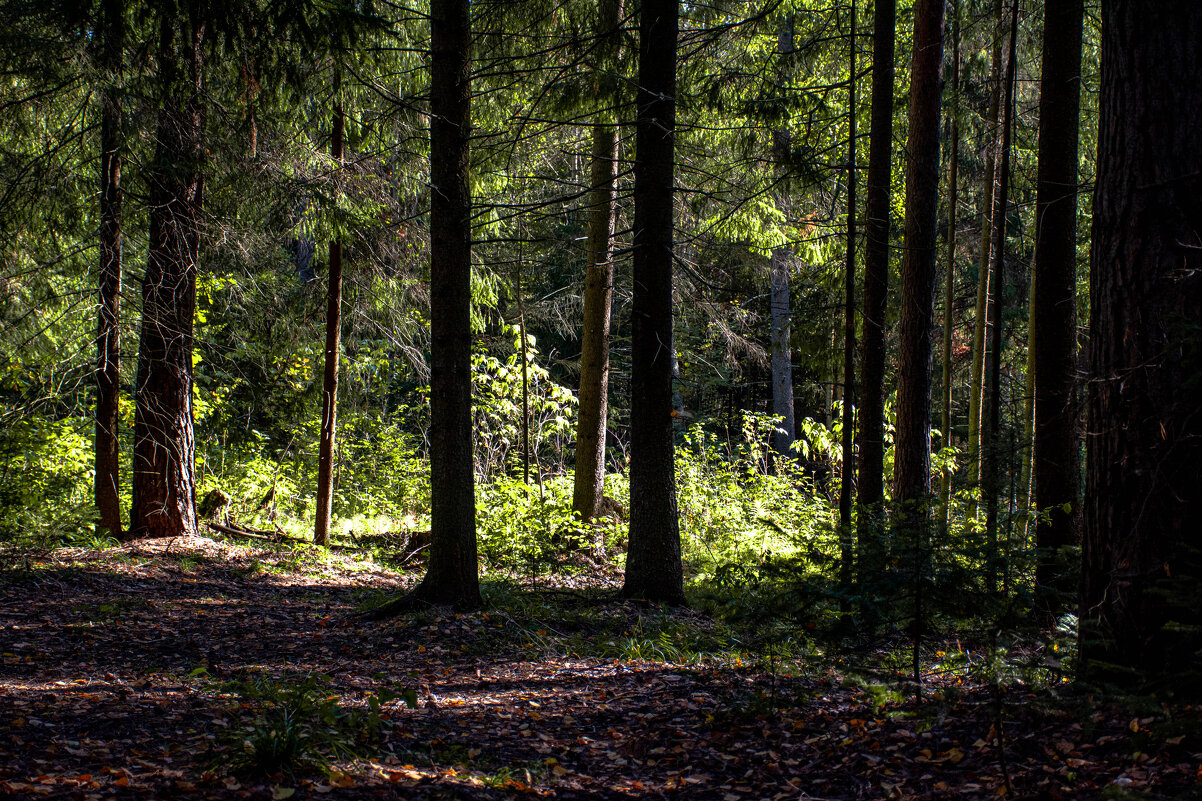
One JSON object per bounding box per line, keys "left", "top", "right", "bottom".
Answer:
{"left": 0, "top": 538, "right": 1196, "bottom": 800}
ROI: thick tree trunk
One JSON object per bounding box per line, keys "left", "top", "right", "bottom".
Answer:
{"left": 95, "top": 0, "right": 123, "bottom": 540}
{"left": 1082, "top": 0, "right": 1202, "bottom": 682}
{"left": 855, "top": 0, "right": 894, "bottom": 577}
{"left": 838, "top": 0, "right": 857, "bottom": 585}
{"left": 129, "top": 13, "right": 204, "bottom": 540}
{"left": 982, "top": 0, "right": 1018, "bottom": 589}
{"left": 1032, "top": 0, "right": 1084, "bottom": 598}
{"left": 966, "top": 0, "right": 1003, "bottom": 521}
{"left": 893, "top": 0, "right": 944, "bottom": 511}
{"left": 769, "top": 248, "right": 796, "bottom": 458}
{"left": 371, "top": 0, "right": 481, "bottom": 614}
{"left": 572, "top": 0, "right": 623, "bottom": 521}
{"left": 314, "top": 86, "right": 345, "bottom": 547}
{"left": 623, "top": 0, "right": 684, "bottom": 605}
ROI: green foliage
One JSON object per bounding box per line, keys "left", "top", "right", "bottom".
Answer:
{"left": 210, "top": 671, "right": 401, "bottom": 778}
{"left": 0, "top": 416, "right": 96, "bottom": 546}
{"left": 677, "top": 417, "right": 837, "bottom": 578}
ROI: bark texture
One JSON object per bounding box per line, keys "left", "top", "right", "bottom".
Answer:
{"left": 572, "top": 0, "right": 623, "bottom": 520}
{"left": 396, "top": 0, "right": 480, "bottom": 610}
{"left": 1032, "top": 0, "right": 1084, "bottom": 594}
{"left": 129, "top": 12, "right": 204, "bottom": 540}
{"left": 966, "top": 0, "right": 1003, "bottom": 515}
{"left": 769, "top": 248, "right": 796, "bottom": 458}
{"left": 95, "top": 0, "right": 123, "bottom": 539}
{"left": 1082, "top": 0, "right": 1202, "bottom": 680}
{"left": 623, "top": 0, "right": 684, "bottom": 605}
{"left": 855, "top": 0, "right": 894, "bottom": 573}
{"left": 982, "top": 0, "right": 1018, "bottom": 584}
{"left": 838, "top": 0, "right": 858, "bottom": 572}
{"left": 314, "top": 88, "right": 345, "bottom": 547}
{"left": 893, "top": 0, "right": 944, "bottom": 509}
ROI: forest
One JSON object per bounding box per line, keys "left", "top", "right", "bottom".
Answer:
{"left": 1, "top": 0, "right": 1200, "bottom": 798}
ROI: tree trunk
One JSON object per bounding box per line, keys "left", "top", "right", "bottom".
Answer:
{"left": 314, "top": 82, "right": 345, "bottom": 547}
{"left": 1081, "top": 0, "right": 1202, "bottom": 682}
{"left": 573, "top": 0, "right": 623, "bottom": 521}
{"left": 129, "top": 12, "right": 205, "bottom": 540}
{"left": 966, "top": 0, "right": 1003, "bottom": 522}
{"left": 938, "top": 0, "right": 960, "bottom": 540}
{"left": 855, "top": 0, "right": 894, "bottom": 578}
{"left": 623, "top": 0, "right": 684, "bottom": 605}
{"left": 95, "top": 0, "right": 123, "bottom": 540}
{"left": 769, "top": 247, "right": 796, "bottom": 458}
{"left": 838, "top": 0, "right": 858, "bottom": 585}
{"left": 982, "top": 0, "right": 1018, "bottom": 590}
{"left": 1032, "top": 0, "right": 1084, "bottom": 599}
{"left": 893, "top": 0, "right": 944, "bottom": 512}
{"left": 374, "top": 0, "right": 480, "bottom": 613}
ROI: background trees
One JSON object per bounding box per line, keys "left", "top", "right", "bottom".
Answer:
{"left": 1, "top": 0, "right": 1196, "bottom": 693}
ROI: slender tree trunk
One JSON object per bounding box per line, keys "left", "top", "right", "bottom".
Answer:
{"left": 623, "top": 0, "right": 684, "bottom": 605}
{"left": 1032, "top": 0, "right": 1084, "bottom": 599}
{"left": 314, "top": 80, "right": 345, "bottom": 547}
{"left": 967, "top": 0, "right": 1003, "bottom": 522}
{"left": 982, "top": 0, "right": 1018, "bottom": 589}
{"left": 372, "top": 0, "right": 480, "bottom": 614}
{"left": 96, "top": 0, "right": 123, "bottom": 540}
{"left": 129, "top": 13, "right": 205, "bottom": 540}
{"left": 855, "top": 0, "right": 895, "bottom": 579}
{"left": 769, "top": 247, "right": 796, "bottom": 458}
{"left": 893, "top": 0, "right": 944, "bottom": 511}
{"left": 838, "top": 0, "right": 858, "bottom": 585}
{"left": 1082, "top": 0, "right": 1202, "bottom": 682}
{"left": 573, "top": 0, "right": 623, "bottom": 520}
{"left": 938, "top": 0, "right": 960, "bottom": 540}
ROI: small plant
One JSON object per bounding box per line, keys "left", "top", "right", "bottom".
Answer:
{"left": 210, "top": 672, "right": 404, "bottom": 778}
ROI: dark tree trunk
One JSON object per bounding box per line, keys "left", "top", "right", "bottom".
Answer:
{"left": 893, "top": 0, "right": 944, "bottom": 511}
{"left": 573, "top": 0, "right": 623, "bottom": 521}
{"left": 855, "top": 0, "right": 895, "bottom": 577}
{"left": 982, "top": 0, "right": 1018, "bottom": 589}
{"left": 314, "top": 84, "right": 345, "bottom": 547}
{"left": 129, "top": 13, "right": 205, "bottom": 540}
{"left": 95, "top": 0, "right": 123, "bottom": 540}
{"left": 1032, "top": 0, "right": 1084, "bottom": 598}
{"left": 838, "top": 0, "right": 858, "bottom": 585}
{"left": 967, "top": 0, "right": 1003, "bottom": 518}
{"left": 407, "top": 0, "right": 481, "bottom": 609}
{"left": 938, "top": 0, "right": 960, "bottom": 540}
{"left": 623, "top": 0, "right": 684, "bottom": 605}
{"left": 1082, "top": 0, "right": 1202, "bottom": 682}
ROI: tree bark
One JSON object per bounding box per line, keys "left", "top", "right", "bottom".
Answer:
{"left": 373, "top": 0, "right": 481, "bottom": 613}
{"left": 966, "top": 0, "right": 1003, "bottom": 521}
{"left": 855, "top": 0, "right": 894, "bottom": 577}
{"left": 982, "top": 0, "right": 1018, "bottom": 589}
{"left": 1082, "top": 0, "right": 1202, "bottom": 681}
{"left": 838, "top": 0, "right": 858, "bottom": 585}
{"left": 129, "top": 11, "right": 204, "bottom": 540}
{"left": 314, "top": 80, "right": 345, "bottom": 547}
{"left": 623, "top": 0, "right": 684, "bottom": 605}
{"left": 769, "top": 247, "right": 796, "bottom": 458}
{"left": 95, "top": 0, "right": 123, "bottom": 540}
{"left": 573, "top": 0, "right": 623, "bottom": 521}
{"left": 1032, "top": 0, "right": 1084, "bottom": 598}
{"left": 937, "top": 0, "right": 960, "bottom": 540}
{"left": 893, "top": 0, "right": 944, "bottom": 512}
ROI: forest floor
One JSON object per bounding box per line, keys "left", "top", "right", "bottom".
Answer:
{"left": 0, "top": 536, "right": 1199, "bottom": 801}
